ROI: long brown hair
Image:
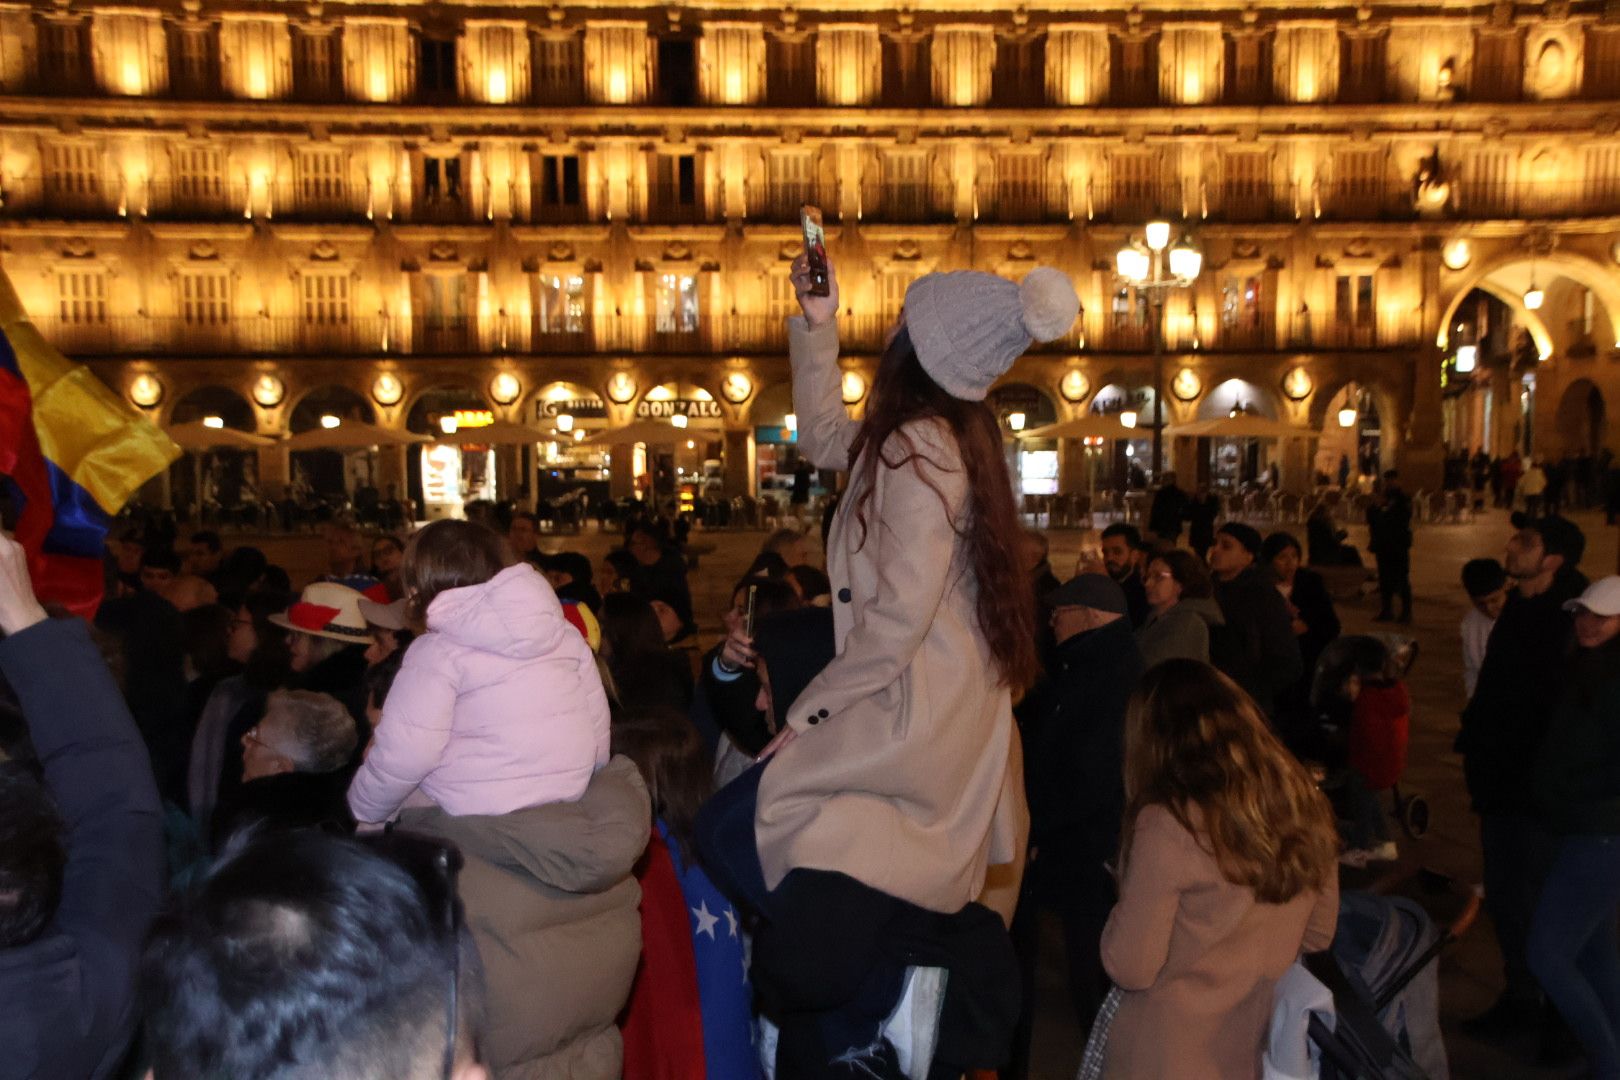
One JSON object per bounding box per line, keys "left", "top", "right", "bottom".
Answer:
{"left": 1122, "top": 659, "right": 1337, "bottom": 904}
{"left": 401, "top": 520, "right": 512, "bottom": 624}
{"left": 610, "top": 707, "right": 713, "bottom": 864}
{"left": 845, "top": 326, "right": 1037, "bottom": 691}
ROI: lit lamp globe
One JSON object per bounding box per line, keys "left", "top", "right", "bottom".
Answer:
{"left": 1007, "top": 411, "right": 1027, "bottom": 433}
{"left": 556, "top": 414, "right": 575, "bottom": 433}
{"left": 439, "top": 416, "right": 458, "bottom": 435}
{"left": 320, "top": 414, "right": 341, "bottom": 430}
{"left": 1144, "top": 221, "right": 1172, "bottom": 252}
{"left": 128, "top": 373, "right": 163, "bottom": 409}
{"left": 202, "top": 415, "right": 225, "bottom": 430}
{"left": 670, "top": 413, "right": 689, "bottom": 430}
{"left": 489, "top": 371, "right": 521, "bottom": 406}
{"left": 251, "top": 373, "right": 285, "bottom": 409}
{"left": 1523, "top": 286, "right": 1545, "bottom": 311}
{"left": 1455, "top": 344, "right": 1478, "bottom": 374}
{"left": 1115, "top": 243, "right": 1150, "bottom": 285}
{"left": 1167, "top": 238, "right": 1203, "bottom": 282}
{"left": 1119, "top": 410, "right": 1138, "bottom": 429}
{"left": 372, "top": 372, "right": 404, "bottom": 407}
{"left": 1338, "top": 406, "right": 1359, "bottom": 429}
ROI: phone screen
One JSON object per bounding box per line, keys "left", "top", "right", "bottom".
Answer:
{"left": 744, "top": 584, "right": 758, "bottom": 639}
{"left": 800, "top": 205, "right": 830, "bottom": 297}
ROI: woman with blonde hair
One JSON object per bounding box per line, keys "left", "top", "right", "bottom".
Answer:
{"left": 1100, "top": 658, "right": 1340, "bottom": 1079}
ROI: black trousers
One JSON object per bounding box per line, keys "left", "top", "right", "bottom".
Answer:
{"left": 1375, "top": 550, "right": 1412, "bottom": 617}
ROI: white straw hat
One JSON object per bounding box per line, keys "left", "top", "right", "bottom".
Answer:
{"left": 268, "top": 582, "right": 373, "bottom": 644}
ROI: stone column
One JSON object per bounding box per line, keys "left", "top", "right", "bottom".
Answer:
{"left": 609, "top": 443, "right": 634, "bottom": 497}
{"left": 723, "top": 428, "right": 754, "bottom": 496}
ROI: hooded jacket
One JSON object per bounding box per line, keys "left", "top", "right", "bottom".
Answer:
{"left": 398, "top": 756, "right": 650, "bottom": 1080}
{"left": 1135, "top": 597, "right": 1226, "bottom": 669}
{"left": 349, "top": 563, "right": 610, "bottom": 824}
{"left": 1211, "top": 564, "right": 1303, "bottom": 718}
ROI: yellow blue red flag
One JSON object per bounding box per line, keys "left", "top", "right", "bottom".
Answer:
{"left": 0, "top": 265, "right": 180, "bottom": 616}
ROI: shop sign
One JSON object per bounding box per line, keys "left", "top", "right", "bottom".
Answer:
{"left": 755, "top": 425, "right": 798, "bottom": 445}
{"left": 535, "top": 398, "right": 607, "bottom": 421}
{"left": 454, "top": 409, "right": 493, "bottom": 429}
{"left": 636, "top": 398, "right": 724, "bottom": 420}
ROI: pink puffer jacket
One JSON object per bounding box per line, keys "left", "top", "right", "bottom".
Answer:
{"left": 349, "top": 563, "right": 610, "bottom": 824}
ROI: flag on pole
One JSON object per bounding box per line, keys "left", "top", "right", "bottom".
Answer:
{"left": 0, "top": 266, "right": 180, "bottom": 617}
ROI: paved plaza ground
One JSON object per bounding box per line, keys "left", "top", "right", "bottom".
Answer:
{"left": 253, "top": 503, "right": 1620, "bottom": 1079}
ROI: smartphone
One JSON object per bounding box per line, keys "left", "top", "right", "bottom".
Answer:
{"left": 800, "top": 205, "right": 830, "bottom": 297}
{"left": 744, "top": 584, "right": 758, "bottom": 639}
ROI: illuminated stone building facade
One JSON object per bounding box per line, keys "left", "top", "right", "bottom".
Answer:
{"left": 1, "top": 0, "right": 1618, "bottom": 506}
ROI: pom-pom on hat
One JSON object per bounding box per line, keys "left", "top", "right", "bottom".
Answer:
{"left": 903, "top": 267, "right": 1080, "bottom": 401}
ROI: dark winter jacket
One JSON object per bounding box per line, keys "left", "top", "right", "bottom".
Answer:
{"left": 1457, "top": 566, "right": 1589, "bottom": 815}
{"left": 1211, "top": 564, "right": 1304, "bottom": 719}
{"left": 1534, "top": 637, "right": 1620, "bottom": 834}
{"left": 1019, "top": 619, "right": 1144, "bottom": 904}
{"left": 0, "top": 618, "right": 164, "bottom": 1080}
{"left": 1148, "top": 485, "right": 1190, "bottom": 541}
{"left": 209, "top": 768, "right": 356, "bottom": 851}
{"left": 1136, "top": 597, "right": 1225, "bottom": 669}
{"left": 626, "top": 550, "right": 697, "bottom": 640}
{"left": 94, "top": 589, "right": 188, "bottom": 803}
{"left": 1283, "top": 567, "right": 1342, "bottom": 674}
{"left": 1366, "top": 491, "right": 1413, "bottom": 556}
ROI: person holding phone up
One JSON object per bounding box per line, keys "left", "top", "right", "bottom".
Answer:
{"left": 702, "top": 231, "right": 1081, "bottom": 1074}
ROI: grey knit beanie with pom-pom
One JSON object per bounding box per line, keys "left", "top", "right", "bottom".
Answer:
{"left": 902, "top": 267, "right": 1080, "bottom": 401}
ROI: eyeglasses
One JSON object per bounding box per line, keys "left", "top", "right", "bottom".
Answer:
{"left": 357, "top": 831, "right": 466, "bottom": 1080}
{"left": 1146, "top": 570, "right": 1175, "bottom": 582}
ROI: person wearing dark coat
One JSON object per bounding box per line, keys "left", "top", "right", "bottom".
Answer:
{"left": 1306, "top": 502, "right": 1359, "bottom": 567}
{"left": 1147, "top": 473, "right": 1190, "bottom": 545}
{"left": 208, "top": 688, "right": 358, "bottom": 850}
{"left": 694, "top": 577, "right": 802, "bottom": 760}
{"left": 1101, "top": 523, "right": 1150, "bottom": 628}
{"left": 1186, "top": 486, "right": 1221, "bottom": 559}
{"left": 0, "top": 536, "right": 164, "bottom": 1080}
{"left": 1263, "top": 531, "right": 1342, "bottom": 738}
{"left": 1206, "top": 523, "right": 1303, "bottom": 722}
{"left": 1366, "top": 472, "right": 1414, "bottom": 623}
{"left": 1457, "top": 514, "right": 1590, "bottom": 1038}
{"left": 94, "top": 585, "right": 189, "bottom": 805}
{"left": 1008, "top": 574, "right": 1144, "bottom": 1075}
{"left": 1528, "top": 576, "right": 1620, "bottom": 1078}
{"left": 625, "top": 523, "right": 697, "bottom": 641}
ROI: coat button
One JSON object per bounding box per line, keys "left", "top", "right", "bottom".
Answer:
{"left": 807, "top": 715, "right": 819, "bottom": 726}
{"left": 817, "top": 708, "right": 829, "bottom": 719}
{"left": 837, "top": 587, "right": 852, "bottom": 603}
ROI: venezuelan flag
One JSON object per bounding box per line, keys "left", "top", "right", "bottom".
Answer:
{"left": 0, "top": 266, "right": 179, "bottom": 617}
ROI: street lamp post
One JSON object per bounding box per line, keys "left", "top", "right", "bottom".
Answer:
{"left": 1116, "top": 222, "right": 1202, "bottom": 480}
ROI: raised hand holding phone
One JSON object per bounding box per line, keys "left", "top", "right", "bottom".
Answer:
{"left": 789, "top": 240, "right": 839, "bottom": 331}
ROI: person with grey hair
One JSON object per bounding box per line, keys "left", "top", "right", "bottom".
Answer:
{"left": 210, "top": 689, "right": 359, "bottom": 849}
{"left": 761, "top": 526, "right": 811, "bottom": 569}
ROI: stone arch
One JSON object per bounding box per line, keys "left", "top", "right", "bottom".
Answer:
{"left": 1196, "top": 378, "right": 1281, "bottom": 420}
{"left": 1555, "top": 378, "right": 1606, "bottom": 455}
{"left": 1307, "top": 372, "right": 1405, "bottom": 441}
{"left": 1438, "top": 250, "right": 1620, "bottom": 357}
{"left": 287, "top": 385, "right": 375, "bottom": 433}
{"left": 750, "top": 382, "right": 795, "bottom": 428}
{"left": 399, "top": 374, "right": 487, "bottom": 422}
{"left": 403, "top": 383, "right": 491, "bottom": 436}
{"left": 169, "top": 385, "right": 255, "bottom": 430}
{"left": 986, "top": 382, "right": 1059, "bottom": 432}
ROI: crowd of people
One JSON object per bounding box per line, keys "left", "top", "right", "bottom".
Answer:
{"left": 2, "top": 246, "right": 1619, "bottom": 1080}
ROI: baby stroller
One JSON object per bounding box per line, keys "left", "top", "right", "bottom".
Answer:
{"left": 1306, "top": 872, "right": 1482, "bottom": 1079}
{"left": 1306, "top": 635, "right": 1430, "bottom": 858}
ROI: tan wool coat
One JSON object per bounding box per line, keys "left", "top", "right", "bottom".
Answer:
{"left": 1100, "top": 804, "right": 1339, "bottom": 1080}
{"left": 754, "top": 315, "right": 1028, "bottom": 916}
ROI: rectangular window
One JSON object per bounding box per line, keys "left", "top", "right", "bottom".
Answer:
{"left": 171, "top": 26, "right": 219, "bottom": 95}
{"left": 539, "top": 155, "right": 582, "bottom": 206}
{"left": 173, "top": 147, "right": 225, "bottom": 201}
{"left": 292, "top": 29, "right": 339, "bottom": 98}
{"left": 1339, "top": 32, "right": 1386, "bottom": 103}
{"left": 1472, "top": 30, "right": 1523, "bottom": 103}
{"left": 650, "top": 154, "right": 699, "bottom": 221}
{"left": 1225, "top": 33, "right": 1270, "bottom": 103}
{"left": 301, "top": 272, "right": 350, "bottom": 326}
{"left": 1335, "top": 273, "right": 1375, "bottom": 330}
{"left": 421, "top": 157, "right": 462, "bottom": 202}
{"left": 655, "top": 273, "right": 698, "bottom": 333}
{"left": 40, "top": 20, "right": 89, "bottom": 88}
{"left": 1586, "top": 28, "right": 1620, "bottom": 99}
{"left": 56, "top": 269, "right": 106, "bottom": 323}
{"left": 1220, "top": 276, "right": 1263, "bottom": 329}
{"left": 1111, "top": 152, "right": 1161, "bottom": 218}
{"left": 421, "top": 274, "right": 465, "bottom": 323}
{"left": 1468, "top": 150, "right": 1513, "bottom": 217}
{"left": 179, "top": 269, "right": 230, "bottom": 326}
{"left": 768, "top": 34, "right": 816, "bottom": 105}
{"left": 1221, "top": 151, "right": 1271, "bottom": 219}
{"left": 1584, "top": 146, "right": 1620, "bottom": 213}
{"left": 879, "top": 34, "right": 928, "bottom": 106}
{"left": 879, "top": 267, "right": 918, "bottom": 317}
{"left": 417, "top": 36, "right": 457, "bottom": 100}
{"left": 767, "top": 152, "right": 814, "bottom": 218}
{"left": 657, "top": 37, "right": 696, "bottom": 106}
{"left": 1111, "top": 34, "right": 1158, "bottom": 105}
{"left": 535, "top": 274, "right": 586, "bottom": 333}
{"left": 765, "top": 272, "right": 797, "bottom": 320}
{"left": 533, "top": 35, "right": 583, "bottom": 105}
{"left": 992, "top": 35, "right": 1045, "bottom": 106}
{"left": 297, "top": 147, "right": 346, "bottom": 207}
{"left": 1332, "top": 148, "right": 1387, "bottom": 217}
{"left": 43, "top": 142, "right": 100, "bottom": 199}
{"left": 995, "top": 152, "right": 1044, "bottom": 216}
